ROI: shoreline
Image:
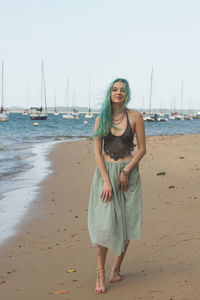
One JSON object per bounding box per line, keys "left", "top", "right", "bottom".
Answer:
{"left": 0, "top": 137, "right": 92, "bottom": 246}
{"left": 0, "top": 134, "right": 200, "bottom": 299}
{"left": 0, "top": 141, "right": 56, "bottom": 246}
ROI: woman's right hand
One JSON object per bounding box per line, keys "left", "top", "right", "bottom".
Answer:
{"left": 100, "top": 181, "right": 112, "bottom": 203}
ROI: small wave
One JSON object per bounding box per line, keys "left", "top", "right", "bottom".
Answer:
{"left": 0, "top": 163, "right": 32, "bottom": 181}
{"left": 33, "top": 135, "right": 92, "bottom": 140}
{"left": 0, "top": 169, "right": 23, "bottom": 180}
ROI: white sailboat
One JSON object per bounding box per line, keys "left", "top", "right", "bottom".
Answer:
{"left": 185, "top": 115, "right": 193, "bottom": 120}
{"left": 144, "top": 67, "right": 155, "bottom": 122}
{"left": 193, "top": 112, "right": 200, "bottom": 119}
{"left": 53, "top": 93, "right": 59, "bottom": 116}
{"left": 63, "top": 79, "right": 78, "bottom": 119}
{"left": 71, "top": 92, "right": 79, "bottom": 118}
{"left": 30, "top": 60, "right": 48, "bottom": 120}
{"left": 185, "top": 100, "right": 193, "bottom": 120}
{"left": 23, "top": 84, "right": 30, "bottom": 115}
{"left": 0, "top": 61, "right": 9, "bottom": 122}
{"left": 175, "top": 80, "right": 184, "bottom": 120}
{"left": 168, "top": 114, "right": 175, "bottom": 120}
{"left": 85, "top": 77, "right": 94, "bottom": 119}
{"left": 154, "top": 114, "right": 168, "bottom": 122}
{"left": 175, "top": 114, "right": 184, "bottom": 120}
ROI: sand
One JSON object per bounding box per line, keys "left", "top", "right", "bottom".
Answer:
{"left": 0, "top": 134, "right": 200, "bottom": 300}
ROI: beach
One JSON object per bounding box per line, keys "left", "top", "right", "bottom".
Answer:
{"left": 0, "top": 134, "right": 200, "bottom": 300}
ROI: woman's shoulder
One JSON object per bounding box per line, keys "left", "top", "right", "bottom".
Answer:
{"left": 94, "top": 115, "right": 101, "bottom": 133}
{"left": 126, "top": 109, "right": 143, "bottom": 120}
{"left": 95, "top": 115, "right": 100, "bottom": 124}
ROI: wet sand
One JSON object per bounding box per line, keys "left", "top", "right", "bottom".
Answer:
{"left": 0, "top": 134, "right": 200, "bottom": 300}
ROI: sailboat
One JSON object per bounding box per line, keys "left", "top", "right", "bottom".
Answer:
{"left": 193, "top": 112, "right": 200, "bottom": 119}
{"left": 63, "top": 79, "right": 78, "bottom": 119}
{"left": 53, "top": 93, "right": 59, "bottom": 116}
{"left": 0, "top": 61, "right": 9, "bottom": 122}
{"left": 145, "top": 67, "right": 154, "bottom": 122}
{"left": 85, "top": 77, "right": 94, "bottom": 119}
{"left": 30, "top": 60, "right": 48, "bottom": 120}
{"left": 23, "top": 84, "right": 30, "bottom": 115}
{"left": 71, "top": 92, "right": 79, "bottom": 118}
{"left": 175, "top": 80, "right": 184, "bottom": 120}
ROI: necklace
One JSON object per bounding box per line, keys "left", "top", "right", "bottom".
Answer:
{"left": 112, "top": 111, "right": 126, "bottom": 125}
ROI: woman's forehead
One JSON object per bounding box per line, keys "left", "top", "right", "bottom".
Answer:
{"left": 113, "top": 81, "right": 125, "bottom": 88}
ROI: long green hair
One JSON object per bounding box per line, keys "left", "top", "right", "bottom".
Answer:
{"left": 94, "top": 78, "right": 131, "bottom": 138}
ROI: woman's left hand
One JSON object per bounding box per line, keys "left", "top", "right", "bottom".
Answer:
{"left": 118, "top": 173, "right": 129, "bottom": 192}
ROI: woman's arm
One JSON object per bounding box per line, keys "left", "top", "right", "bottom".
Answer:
{"left": 119, "top": 111, "right": 146, "bottom": 191}
{"left": 93, "top": 116, "right": 112, "bottom": 202}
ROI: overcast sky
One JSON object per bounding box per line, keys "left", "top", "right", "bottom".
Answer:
{"left": 1, "top": 0, "right": 200, "bottom": 110}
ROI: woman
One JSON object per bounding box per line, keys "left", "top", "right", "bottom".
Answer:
{"left": 88, "top": 78, "right": 146, "bottom": 294}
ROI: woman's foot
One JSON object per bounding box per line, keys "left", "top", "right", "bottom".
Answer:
{"left": 109, "top": 268, "right": 122, "bottom": 283}
{"left": 94, "top": 267, "right": 106, "bottom": 294}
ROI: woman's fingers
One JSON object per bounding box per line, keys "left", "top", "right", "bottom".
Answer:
{"left": 101, "top": 189, "right": 112, "bottom": 202}
{"left": 105, "top": 190, "right": 112, "bottom": 202}
{"left": 119, "top": 180, "right": 129, "bottom": 192}
{"left": 101, "top": 182, "right": 112, "bottom": 203}
{"left": 104, "top": 192, "right": 109, "bottom": 202}
{"left": 109, "top": 190, "right": 112, "bottom": 202}
{"left": 119, "top": 173, "right": 130, "bottom": 192}
{"left": 101, "top": 190, "right": 106, "bottom": 201}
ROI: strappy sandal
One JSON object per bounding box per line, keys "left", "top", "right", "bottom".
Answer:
{"left": 94, "top": 267, "right": 106, "bottom": 294}
{"left": 110, "top": 268, "right": 122, "bottom": 283}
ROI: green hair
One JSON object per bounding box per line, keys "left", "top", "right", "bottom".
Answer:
{"left": 94, "top": 78, "right": 131, "bottom": 138}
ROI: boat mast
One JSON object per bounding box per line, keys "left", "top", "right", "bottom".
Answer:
{"left": 1, "top": 61, "right": 4, "bottom": 112}
{"left": 65, "top": 78, "right": 69, "bottom": 113}
{"left": 180, "top": 79, "right": 183, "bottom": 114}
{"left": 54, "top": 93, "right": 57, "bottom": 112}
{"left": 42, "top": 60, "right": 47, "bottom": 114}
{"left": 142, "top": 93, "right": 144, "bottom": 111}
{"left": 26, "top": 82, "right": 30, "bottom": 109}
{"left": 88, "top": 77, "right": 91, "bottom": 113}
{"left": 149, "top": 67, "right": 153, "bottom": 113}
{"left": 40, "top": 62, "right": 43, "bottom": 111}
{"left": 73, "top": 92, "right": 75, "bottom": 110}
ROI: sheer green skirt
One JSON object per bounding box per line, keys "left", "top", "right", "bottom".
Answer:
{"left": 88, "top": 160, "right": 142, "bottom": 256}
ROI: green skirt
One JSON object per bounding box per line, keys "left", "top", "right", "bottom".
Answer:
{"left": 88, "top": 160, "right": 142, "bottom": 256}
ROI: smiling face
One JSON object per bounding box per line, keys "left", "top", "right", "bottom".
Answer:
{"left": 110, "top": 81, "right": 126, "bottom": 105}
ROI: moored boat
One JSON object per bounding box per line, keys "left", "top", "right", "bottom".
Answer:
{"left": 85, "top": 78, "right": 94, "bottom": 119}
{"left": 0, "top": 61, "right": 8, "bottom": 122}
{"left": 23, "top": 109, "right": 29, "bottom": 115}
{"left": 175, "top": 114, "right": 184, "bottom": 120}
{"left": 29, "top": 61, "right": 48, "bottom": 121}
{"left": 30, "top": 107, "right": 48, "bottom": 120}
{"left": 53, "top": 94, "right": 59, "bottom": 116}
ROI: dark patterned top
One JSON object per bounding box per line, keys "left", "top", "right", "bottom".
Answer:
{"left": 103, "top": 111, "right": 135, "bottom": 161}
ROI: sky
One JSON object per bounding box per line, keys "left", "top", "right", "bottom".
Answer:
{"left": 1, "top": 0, "right": 200, "bottom": 111}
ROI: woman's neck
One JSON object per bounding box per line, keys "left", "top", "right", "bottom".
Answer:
{"left": 112, "top": 104, "right": 125, "bottom": 115}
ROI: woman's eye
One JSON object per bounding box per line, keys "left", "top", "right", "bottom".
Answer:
{"left": 112, "top": 87, "right": 125, "bottom": 92}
